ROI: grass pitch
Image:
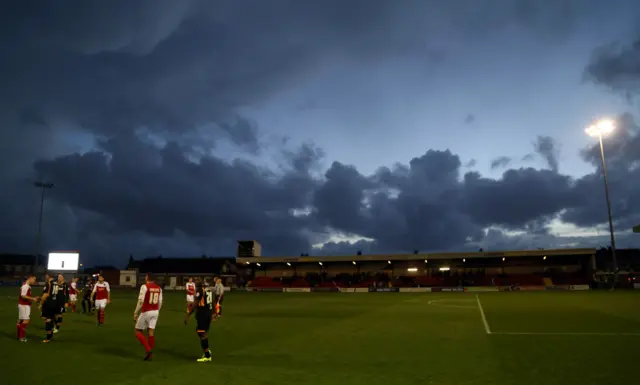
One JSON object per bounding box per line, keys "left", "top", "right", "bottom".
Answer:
{"left": 2, "top": 289, "right": 639, "bottom": 385}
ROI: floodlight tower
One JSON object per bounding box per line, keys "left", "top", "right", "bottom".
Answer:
{"left": 34, "top": 182, "right": 54, "bottom": 272}
{"left": 585, "top": 119, "right": 618, "bottom": 278}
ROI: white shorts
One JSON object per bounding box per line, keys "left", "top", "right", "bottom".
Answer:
{"left": 94, "top": 299, "right": 108, "bottom": 309}
{"left": 18, "top": 304, "right": 31, "bottom": 320}
{"left": 186, "top": 295, "right": 194, "bottom": 303}
{"left": 135, "top": 310, "right": 159, "bottom": 330}
{"left": 69, "top": 294, "right": 77, "bottom": 302}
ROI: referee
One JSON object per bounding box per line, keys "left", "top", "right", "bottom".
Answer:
{"left": 214, "top": 278, "right": 224, "bottom": 317}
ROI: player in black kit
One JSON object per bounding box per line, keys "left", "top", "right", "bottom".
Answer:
{"left": 184, "top": 278, "right": 213, "bottom": 362}
{"left": 54, "top": 274, "right": 69, "bottom": 333}
{"left": 82, "top": 279, "right": 93, "bottom": 314}
{"left": 39, "top": 273, "right": 60, "bottom": 343}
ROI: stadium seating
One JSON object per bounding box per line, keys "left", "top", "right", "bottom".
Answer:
{"left": 290, "top": 278, "right": 310, "bottom": 288}
{"left": 249, "top": 276, "right": 283, "bottom": 288}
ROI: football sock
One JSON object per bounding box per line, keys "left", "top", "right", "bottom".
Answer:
{"left": 82, "top": 301, "right": 87, "bottom": 312}
{"left": 16, "top": 321, "right": 21, "bottom": 339}
{"left": 200, "top": 338, "right": 211, "bottom": 358}
{"left": 97, "top": 309, "right": 105, "bottom": 324}
{"left": 21, "top": 323, "right": 27, "bottom": 339}
{"left": 148, "top": 336, "right": 155, "bottom": 350}
{"left": 45, "top": 320, "right": 54, "bottom": 340}
{"left": 72, "top": 304, "right": 76, "bottom": 312}
{"left": 136, "top": 332, "right": 151, "bottom": 352}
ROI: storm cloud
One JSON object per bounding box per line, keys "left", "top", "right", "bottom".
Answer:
{"left": 1, "top": 1, "right": 640, "bottom": 265}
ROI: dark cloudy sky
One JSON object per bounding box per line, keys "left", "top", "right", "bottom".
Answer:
{"left": 2, "top": 0, "right": 640, "bottom": 266}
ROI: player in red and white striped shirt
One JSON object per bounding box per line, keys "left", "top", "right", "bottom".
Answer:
{"left": 133, "top": 274, "right": 163, "bottom": 361}
{"left": 17, "top": 275, "right": 39, "bottom": 342}
{"left": 68, "top": 277, "right": 79, "bottom": 313}
{"left": 185, "top": 277, "right": 196, "bottom": 313}
{"left": 91, "top": 275, "right": 111, "bottom": 326}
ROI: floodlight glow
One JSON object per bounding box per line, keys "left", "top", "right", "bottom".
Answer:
{"left": 407, "top": 267, "right": 418, "bottom": 272}
{"left": 439, "top": 267, "right": 450, "bottom": 271}
{"left": 585, "top": 119, "right": 615, "bottom": 137}
{"left": 502, "top": 257, "right": 506, "bottom": 261}
{"left": 286, "top": 262, "right": 291, "bottom": 266}
{"left": 387, "top": 260, "right": 391, "bottom": 264}
{"left": 352, "top": 261, "right": 356, "bottom": 265}
{"left": 463, "top": 258, "right": 466, "bottom": 262}
{"left": 543, "top": 256, "right": 547, "bottom": 260}
{"left": 424, "top": 259, "right": 428, "bottom": 263}
{"left": 318, "top": 262, "right": 323, "bottom": 266}
{"left": 256, "top": 263, "right": 261, "bottom": 267}
{"left": 47, "top": 252, "right": 79, "bottom": 271}
{"left": 245, "top": 262, "right": 250, "bottom": 265}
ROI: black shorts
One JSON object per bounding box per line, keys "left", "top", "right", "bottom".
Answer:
{"left": 57, "top": 303, "right": 66, "bottom": 314}
{"left": 41, "top": 304, "right": 60, "bottom": 320}
{"left": 195, "top": 311, "right": 212, "bottom": 333}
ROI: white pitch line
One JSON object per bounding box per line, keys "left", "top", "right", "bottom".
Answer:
{"left": 492, "top": 332, "right": 640, "bottom": 336}
{"left": 475, "top": 294, "right": 491, "bottom": 335}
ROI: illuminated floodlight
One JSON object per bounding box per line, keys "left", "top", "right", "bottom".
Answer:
{"left": 462, "top": 258, "right": 466, "bottom": 263}
{"left": 584, "top": 117, "right": 619, "bottom": 278}
{"left": 439, "top": 267, "right": 450, "bottom": 271}
{"left": 47, "top": 252, "right": 79, "bottom": 271}
{"left": 585, "top": 119, "right": 615, "bottom": 137}
{"left": 245, "top": 261, "right": 250, "bottom": 265}
{"left": 543, "top": 256, "right": 547, "bottom": 260}
{"left": 286, "top": 262, "right": 291, "bottom": 266}
{"left": 256, "top": 263, "right": 261, "bottom": 267}
{"left": 424, "top": 259, "right": 428, "bottom": 263}
{"left": 387, "top": 260, "right": 391, "bottom": 264}
{"left": 407, "top": 267, "right": 418, "bottom": 272}
{"left": 502, "top": 257, "right": 506, "bottom": 261}
{"left": 318, "top": 262, "right": 323, "bottom": 266}
{"left": 352, "top": 261, "right": 356, "bottom": 265}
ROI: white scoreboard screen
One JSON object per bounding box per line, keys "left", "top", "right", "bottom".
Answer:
{"left": 47, "top": 252, "right": 79, "bottom": 271}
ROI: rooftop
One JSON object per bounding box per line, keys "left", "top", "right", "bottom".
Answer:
{"left": 235, "top": 247, "right": 597, "bottom": 264}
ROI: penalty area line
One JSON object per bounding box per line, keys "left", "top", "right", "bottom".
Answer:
{"left": 475, "top": 294, "right": 491, "bottom": 335}
{"left": 491, "top": 331, "right": 640, "bottom": 336}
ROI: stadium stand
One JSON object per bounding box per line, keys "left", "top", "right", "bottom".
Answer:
{"left": 235, "top": 246, "right": 610, "bottom": 291}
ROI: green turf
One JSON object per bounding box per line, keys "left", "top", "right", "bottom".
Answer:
{"left": 2, "top": 289, "right": 639, "bottom": 385}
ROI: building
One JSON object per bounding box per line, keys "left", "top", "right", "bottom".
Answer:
{"left": 82, "top": 265, "right": 121, "bottom": 285}
{"left": 0, "top": 254, "right": 46, "bottom": 279}
{"left": 127, "top": 256, "right": 236, "bottom": 288}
